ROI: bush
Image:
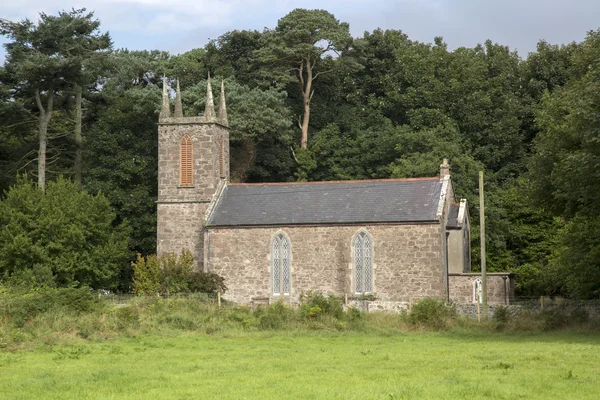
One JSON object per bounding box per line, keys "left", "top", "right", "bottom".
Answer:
{"left": 256, "top": 301, "right": 297, "bottom": 330}
{"left": 299, "top": 291, "right": 343, "bottom": 319}
{"left": 0, "top": 287, "right": 103, "bottom": 328}
{"left": 409, "top": 298, "right": 456, "bottom": 330}
{"left": 188, "top": 271, "right": 227, "bottom": 295}
{"left": 0, "top": 176, "right": 130, "bottom": 290}
{"left": 132, "top": 250, "right": 227, "bottom": 296}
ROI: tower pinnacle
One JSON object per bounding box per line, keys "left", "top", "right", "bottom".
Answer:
{"left": 160, "top": 76, "right": 171, "bottom": 119}
{"left": 174, "top": 78, "right": 183, "bottom": 118}
{"left": 204, "top": 72, "right": 216, "bottom": 121}
{"left": 218, "top": 79, "right": 228, "bottom": 126}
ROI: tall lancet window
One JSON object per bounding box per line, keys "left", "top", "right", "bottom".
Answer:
{"left": 271, "top": 233, "right": 291, "bottom": 296}
{"left": 354, "top": 231, "right": 373, "bottom": 294}
{"left": 179, "top": 134, "right": 193, "bottom": 186}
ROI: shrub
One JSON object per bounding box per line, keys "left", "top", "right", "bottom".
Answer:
{"left": 409, "top": 298, "right": 456, "bottom": 330}
{"left": 256, "top": 301, "right": 296, "bottom": 330}
{"left": 299, "top": 291, "right": 343, "bottom": 319}
{"left": 493, "top": 306, "right": 511, "bottom": 324}
{"left": 132, "top": 250, "right": 227, "bottom": 296}
{"left": 188, "top": 271, "right": 227, "bottom": 295}
{"left": 540, "top": 308, "right": 570, "bottom": 330}
{"left": 0, "top": 287, "right": 103, "bottom": 328}
{"left": 131, "top": 253, "right": 161, "bottom": 295}
{"left": 0, "top": 176, "right": 131, "bottom": 290}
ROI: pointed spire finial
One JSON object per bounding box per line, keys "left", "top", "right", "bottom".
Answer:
{"left": 218, "top": 79, "right": 228, "bottom": 126}
{"left": 160, "top": 75, "right": 171, "bottom": 119}
{"left": 204, "top": 72, "right": 216, "bottom": 121}
{"left": 440, "top": 158, "right": 450, "bottom": 178}
{"left": 174, "top": 78, "right": 183, "bottom": 118}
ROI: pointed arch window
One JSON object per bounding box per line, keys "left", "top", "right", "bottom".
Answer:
{"left": 180, "top": 134, "right": 193, "bottom": 186}
{"left": 354, "top": 231, "right": 373, "bottom": 294}
{"left": 272, "top": 233, "right": 291, "bottom": 296}
{"left": 473, "top": 278, "right": 483, "bottom": 304}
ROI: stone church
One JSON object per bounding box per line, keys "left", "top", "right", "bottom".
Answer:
{"left": 157, "top": 76, "right": 514, "bottom": 310}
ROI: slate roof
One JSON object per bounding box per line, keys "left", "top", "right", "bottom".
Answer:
{"left": 446, "top": 203, "right": 460, "bottom": 229}
{"left": 207, "top": 178, "right": 444, "bottom": 227}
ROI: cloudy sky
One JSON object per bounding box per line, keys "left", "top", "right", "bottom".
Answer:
{"left": 1, "top": 0, "right": 599, "bottom": 61}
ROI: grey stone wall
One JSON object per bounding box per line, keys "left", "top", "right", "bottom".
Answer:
{"left": 157, "top": 202, "right": 207, "bottom": 268}
{"left": 157, "top": 122, "right": 229, "bottom": 203}
{"left": 448, "top": 274, "right": 514, "bottom": 305}
{"left": 157, "top": 119, "right": 229, "bottom": 268}
{"left": 207, "top": 223, "right": 445, "bottom": 304}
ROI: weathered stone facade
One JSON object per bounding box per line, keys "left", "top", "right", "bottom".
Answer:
{"left": 448, "top": 273, "right": 514, "bottom": 305}
{"left": 155, "top": 77, "right": 516, "bottom": 311}
{"left": 207, "top": 223, "right": 445, "bottom": 304}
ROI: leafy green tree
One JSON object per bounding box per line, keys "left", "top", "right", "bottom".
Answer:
{"left": 205, "top": 30, "right": 264, "bottom": 86}
{"left": 255, "top": 9, "right": 352, "bottom": 149}
{"left": 1, "top": 15, "right": 65, "bottom": 190}
{"left": 84, "top": 82, "right": 160, "bottom": 258}
{"left": 529, "top": 30, "right": 600, "bottom": 297}
{"left": 49, "top": 9, "right": 112, "bottom": 184}
{"left": 0, "top": 176, "right": 130, "bottom": 289}
{"left": 182, "top": 78, "right": 294, "bottom": 182}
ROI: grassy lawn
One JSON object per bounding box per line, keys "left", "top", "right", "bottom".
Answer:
{"left": 1, "top": 331, "right": 599, "bottom": 399}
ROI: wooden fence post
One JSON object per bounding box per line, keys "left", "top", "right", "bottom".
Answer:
{"left": 409, "top": 297, "right": 412, "bottom": 312}
{"left": 477, "top": 301, "right": 481, "bottom": 323}
{"left": 217, "top": 290, "right": 221, "bottom": 309}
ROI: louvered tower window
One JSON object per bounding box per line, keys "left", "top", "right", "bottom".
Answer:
{"left": 180, "top": 134, "right": 193, "bottom": 186}
{"left": 272, "top": 233, "right": 291, "bottom": 296}
{"left": 354, "top": 231, "right": 373, "bottom": 294}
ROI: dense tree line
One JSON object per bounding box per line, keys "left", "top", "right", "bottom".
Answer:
{"left": 0, "top": 8, "right": 598, "bottom": 296}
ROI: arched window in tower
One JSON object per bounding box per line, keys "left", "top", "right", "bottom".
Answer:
{"left": 354, "top": 231, "right": 373, "bottom": 294}
{"left": 271, "top": 233, "right": 291, "bottom": 296}
{"left": 179, "top": 134, "right": 193, "bottom": 186}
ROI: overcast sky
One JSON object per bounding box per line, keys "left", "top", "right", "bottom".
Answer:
{"left": 1, "top": 0, "right": 599, "bottom": 62}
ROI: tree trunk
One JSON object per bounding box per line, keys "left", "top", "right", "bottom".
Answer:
{"left": 35, "top": 88, "right": 53, "bottom": 191}
{"left": 74, "top": 84, "right": 83, "bottom": 184}
{"left": 300, "top": 58, "right": 313, "bottom": 150}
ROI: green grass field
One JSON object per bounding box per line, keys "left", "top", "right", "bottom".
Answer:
{"left": 1, "top": 331, "right": 599, "bottom": 399}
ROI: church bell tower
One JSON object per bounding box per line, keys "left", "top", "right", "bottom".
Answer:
{"left": 156, "top": 74, "right": 229, "bottom": 268}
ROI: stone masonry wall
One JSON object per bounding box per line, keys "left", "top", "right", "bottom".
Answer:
{"left": 157, "top": 203, "right": 207, "bottom": 269}
{"left": 207, "top": 223, "right": 444, "bottom": 304}
{"left": 157, "top": 119, "right": 229, "bottom": 267}
{"left": 448, "top": 274, "right": 514, "bottom": 305}
{"left": 158, "top": 122, "right": 228, "bottom": 203}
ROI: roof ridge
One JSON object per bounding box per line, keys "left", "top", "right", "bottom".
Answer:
{"left": 228, "top": 177, "right": 440, "bottom": 186}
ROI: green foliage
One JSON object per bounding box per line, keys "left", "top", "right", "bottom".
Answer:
{"left": 299, "top": 291, "right": 344, "bottom": 319}
{"left": 187, "top": 271, "right": 227, "bottom": 295}
{"left": 0, "top": 287, "right": 103, "bottom": 328}
{"left": 408, "top": 298, "right": 457, "bottom": 330}
{"left": 0, "top": 176, "right": 130, "bottom": 289}
{"left": 132, "top": 250, "right": 226, "bottom": 296}
{"left": 529, "top": 30, "right": 600, "bottom": 297}
{"left": 132, "top": 250, "right": 192, "bottom": 295}
{"left": 182, "top": 78, "right": 294, "bottom": 182}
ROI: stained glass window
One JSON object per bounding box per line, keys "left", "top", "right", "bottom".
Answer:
{"left": 272, "top": 233, "right": 290, "bottom": 296}
{"left": 354, "top": 231, "right": 373, "bottom": 293}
